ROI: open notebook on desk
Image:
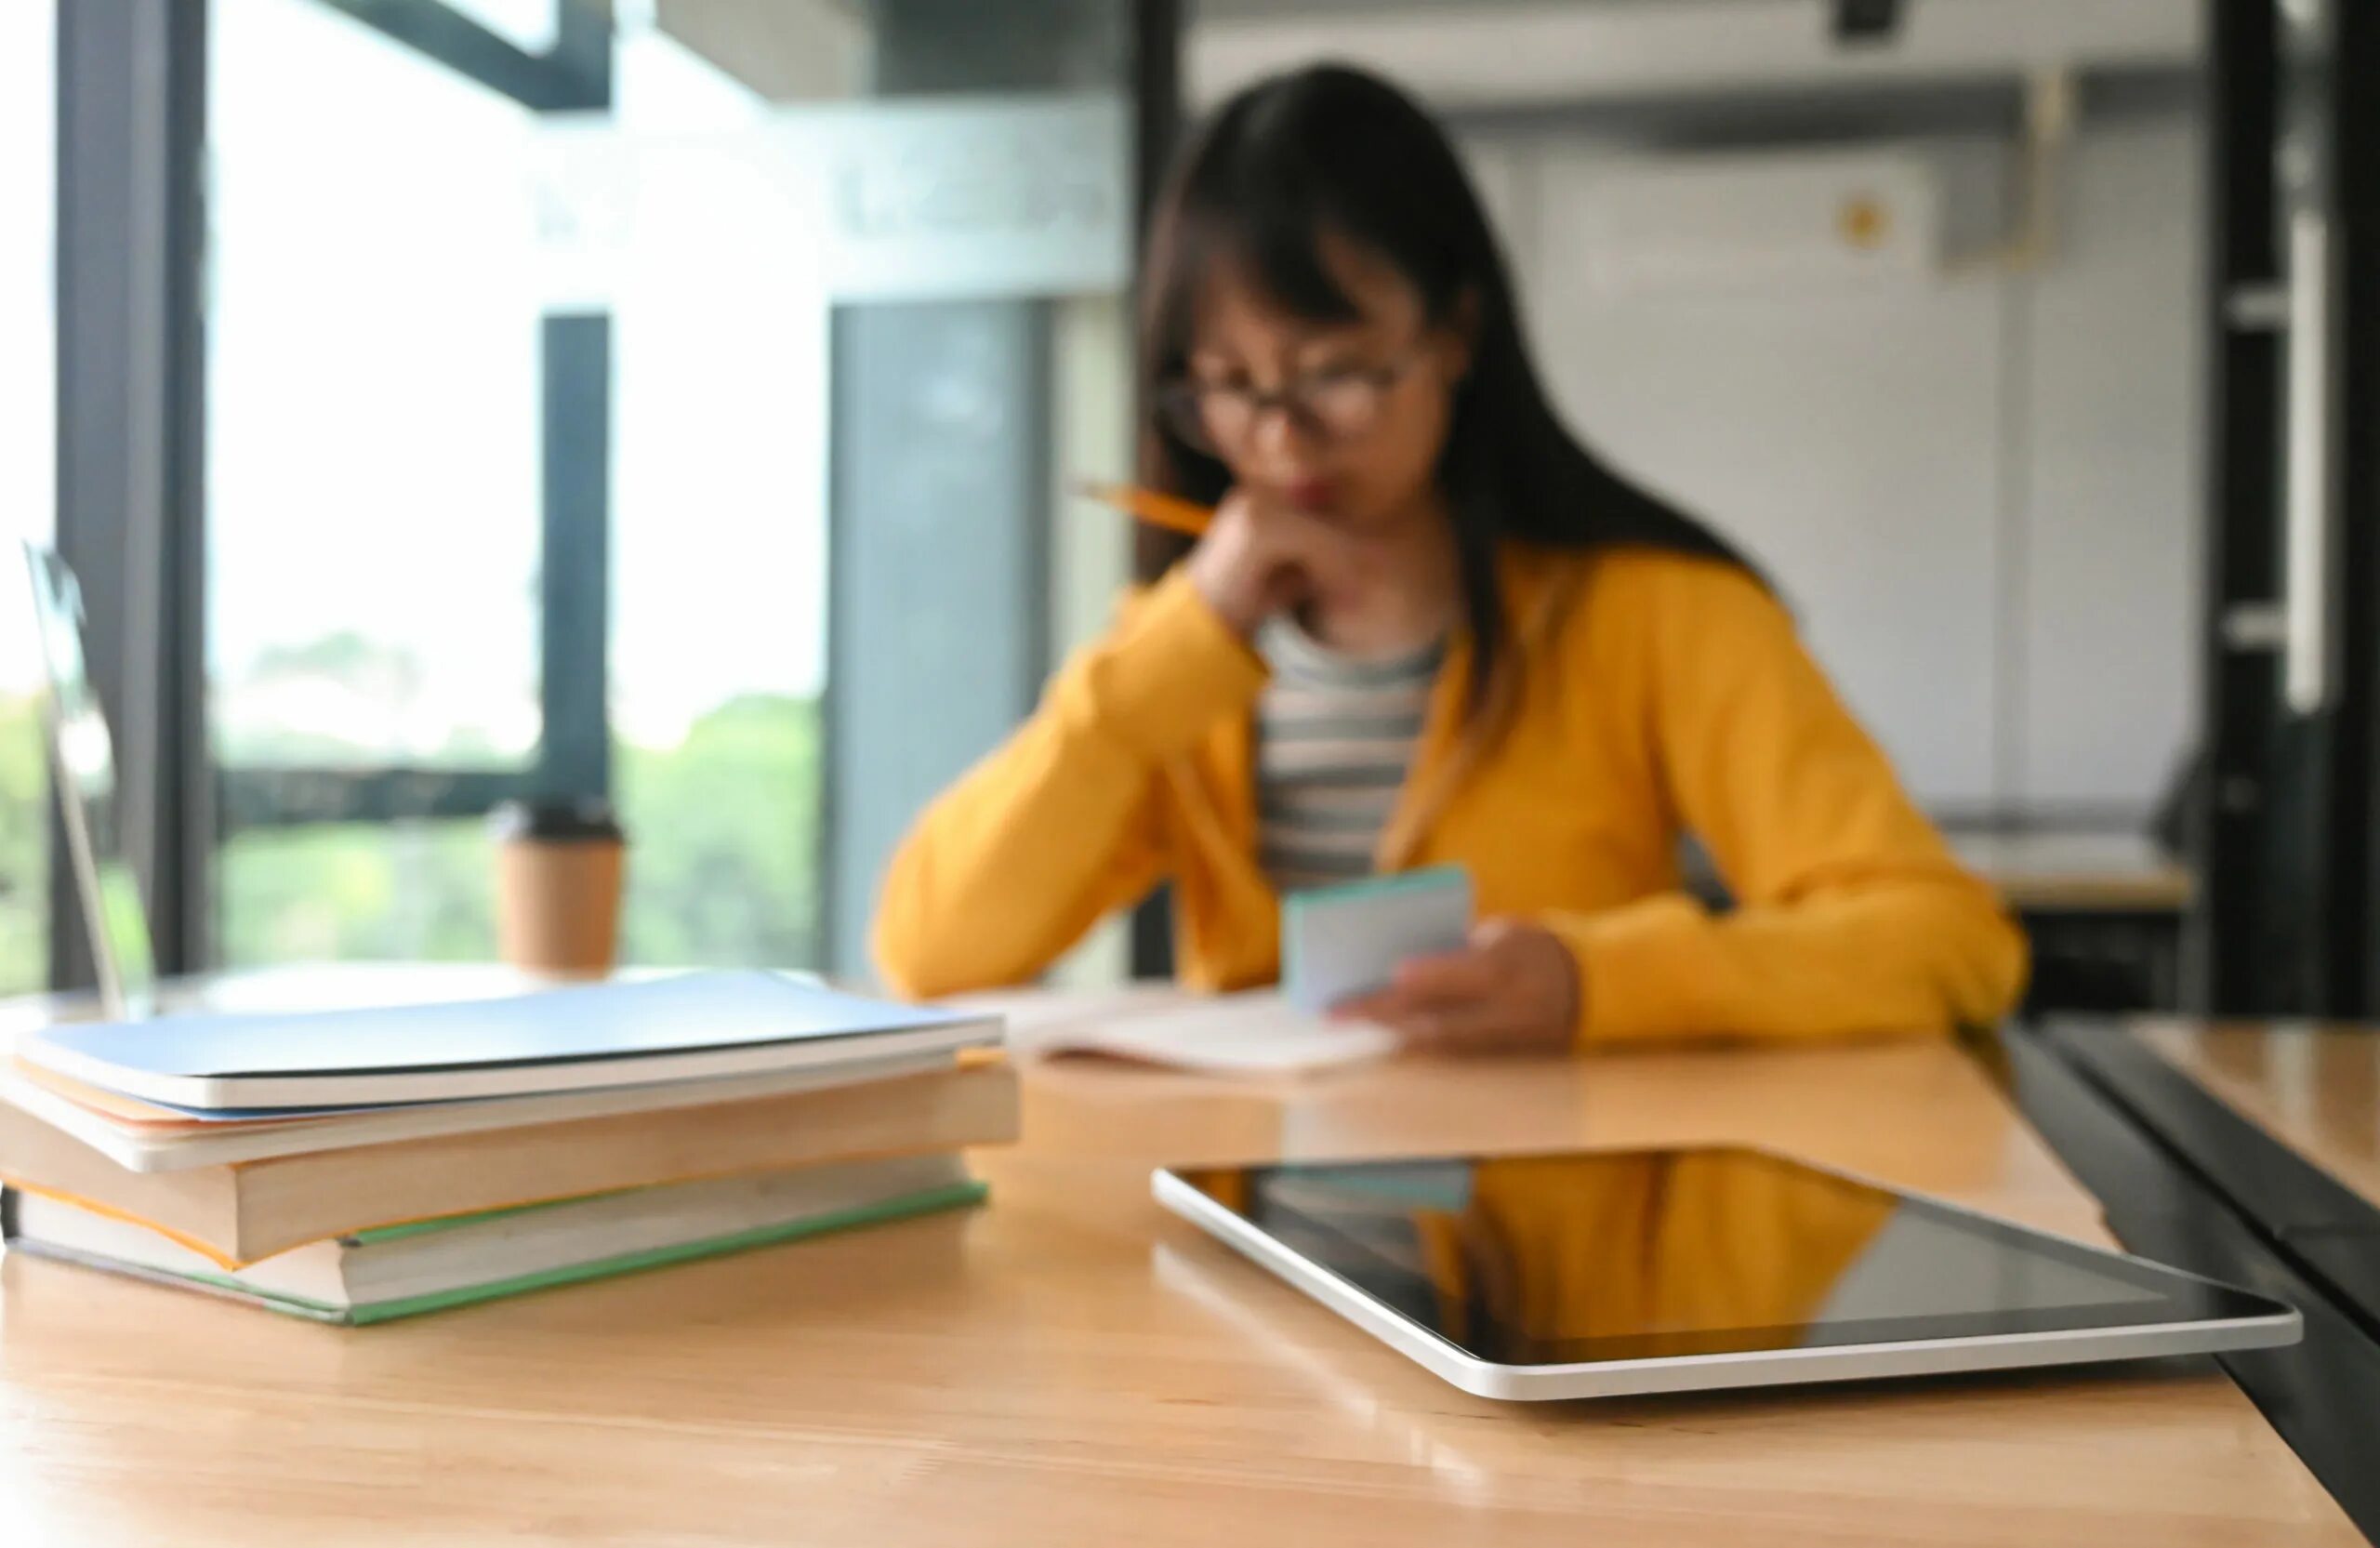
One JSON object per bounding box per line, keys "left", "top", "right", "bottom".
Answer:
{"left": 945, "top": 988, "right": 1395, "bottom": 1076}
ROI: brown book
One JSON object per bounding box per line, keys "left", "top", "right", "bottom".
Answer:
{"left": 0, "top": 1062, "right": 1016, "bottom": 1266}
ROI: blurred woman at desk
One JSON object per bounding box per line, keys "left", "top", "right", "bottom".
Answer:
{"left": 873, "top": 66, "right": 2025, "bottom": 1052}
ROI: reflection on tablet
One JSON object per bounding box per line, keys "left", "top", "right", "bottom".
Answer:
{"left": 1174, "top": 1148, "right": 2173, "bottom": 1366}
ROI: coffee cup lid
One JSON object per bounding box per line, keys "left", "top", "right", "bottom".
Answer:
{"left": 488, "top": 797, "right": 624, "bottom": 844}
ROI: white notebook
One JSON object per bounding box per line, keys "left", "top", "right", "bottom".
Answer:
{"left": 20, "top": 972, "right": 999, "bottom": 1110}
{"left": 969, "top": 990, "right": 1395, "bottom": 1076}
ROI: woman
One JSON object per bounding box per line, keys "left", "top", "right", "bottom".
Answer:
{"left": 873, "top": 65, "right": 2025, "bottom": 1052}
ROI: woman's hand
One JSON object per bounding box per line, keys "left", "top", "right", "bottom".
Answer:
{"left": 1333, "top": 919, "right": 1582, "bottom": 1056}
{"left": 1185, "top": 487, "right": 1380, "bottom": 638}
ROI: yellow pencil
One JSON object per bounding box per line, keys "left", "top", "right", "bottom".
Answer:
{"left": 1075, "top": 482, "right": 1214, "bottom": 538}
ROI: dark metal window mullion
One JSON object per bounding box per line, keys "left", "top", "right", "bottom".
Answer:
{"left": 2190, "top": 0, "right": 2286, "bottom": 1013}
{"left": 536, "top": 312, "right": 612, "bottom": 805}
{"left": 2327, "top": 0, "right": 2380, "bottom": 1013}
{"left": 53, "top": 0, "right": 212, "bottom": 983}
{"left": 1127, "top": 0, "right": 1183, "bottom": 982}
{"left": 313, "top": 0, "right": 610, "bottom": 112}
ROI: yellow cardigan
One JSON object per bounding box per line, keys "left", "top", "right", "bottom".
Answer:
{"left": 873, "top": 543, "right": 2028, "bottom": 1044}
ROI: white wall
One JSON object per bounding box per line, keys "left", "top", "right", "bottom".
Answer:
{"left": 2015, "top": 120, "right": 2203, "bottom": 808}
{"left": 1463, "top": 112, "right": 2202, "bottom": 815}
{"left": 1191, "top": 0, "right": 2199, "bottom": 114}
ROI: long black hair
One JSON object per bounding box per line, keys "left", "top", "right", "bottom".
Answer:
{"left": 1139, "top": 64, "right": 1752, "bottom": 700}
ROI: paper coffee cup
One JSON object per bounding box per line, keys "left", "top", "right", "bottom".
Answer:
{"left": 489, "top": 798, "right": 627, "bottom": 977}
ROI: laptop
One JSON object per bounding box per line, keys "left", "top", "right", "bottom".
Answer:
{"left": 22, "top": 543, "right": 158, "bottom": 1022}
{"left": 19, "top": 545, "right": 503, "bottom": 1025}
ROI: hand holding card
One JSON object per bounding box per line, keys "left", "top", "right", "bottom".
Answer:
{"left": 1332, "top": 919, "right": 1581, "bottom": 1056}
{"left": 1280, "top": 868, "right": 1474, "bottom": 1013}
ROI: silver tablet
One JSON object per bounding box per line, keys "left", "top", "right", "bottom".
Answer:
{"left": 1154, "top": 1146, "right": 2301, "bottom": 1401}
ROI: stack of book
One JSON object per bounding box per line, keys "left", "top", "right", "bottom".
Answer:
{"left": 0, "top": 972, "right": 1012, "bottom": 1324}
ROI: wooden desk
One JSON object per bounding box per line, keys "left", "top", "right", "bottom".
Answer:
{"left": 0, "top": 999, "right": 2358, "bottom": 1544}
{"left": 2027, "top": 1016, "right": 2380, "bottom": 1507}
{"left": 1951, "top": 832, "right": 2195, "bottom": 1012}
{"left": 1952, "top": 830, "right": 2194, "bottom": 914}
{"left": 2131, "top": 1021, "right": 2380, "bottom": 1212}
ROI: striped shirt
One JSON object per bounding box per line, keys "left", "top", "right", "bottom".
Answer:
{"left": 1255, "top": 614, "right": 1444, "bottom": 893}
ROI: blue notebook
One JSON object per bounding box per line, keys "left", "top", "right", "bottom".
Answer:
{"left": 20, "top": 972, "right": 998, "bottom": 1112}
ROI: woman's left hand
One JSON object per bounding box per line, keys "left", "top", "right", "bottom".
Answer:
{"left": 1331, "top": 919, "right": 1581, "bottom": 1056}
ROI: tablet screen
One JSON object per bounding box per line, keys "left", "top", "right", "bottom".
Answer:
{"left": 1170, "top": 1147, "right": 2272, "bottom": 1365}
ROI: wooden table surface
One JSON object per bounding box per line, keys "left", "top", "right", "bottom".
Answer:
{"left": 0, "top": 1003, "right": 2358, "bottom": 1545}
{"left": 1950, "top": 830, "right": 2195, "bottom": 913}
{"left": 2131, "top": 1021, "right": 2380, "bottom": 1211}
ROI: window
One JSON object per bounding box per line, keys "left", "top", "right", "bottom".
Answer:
{"left": 602, "top": 31, "right": 830, "bottom": 973}
{"left": 205, "top": 0, "right": 1131, "bottom": 979}
{"left": 208, "top": 0, "right": 552, "bottom": 966}
{"left": 206, "top": 0, "right": 836, "bottom": 972}
{"left": 0, "top": 1, "right": 58, "bottom": 994}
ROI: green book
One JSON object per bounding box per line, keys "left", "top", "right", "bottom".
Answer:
{"left": 3, "top": 1155, "right": 985, "bottom": 1326}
